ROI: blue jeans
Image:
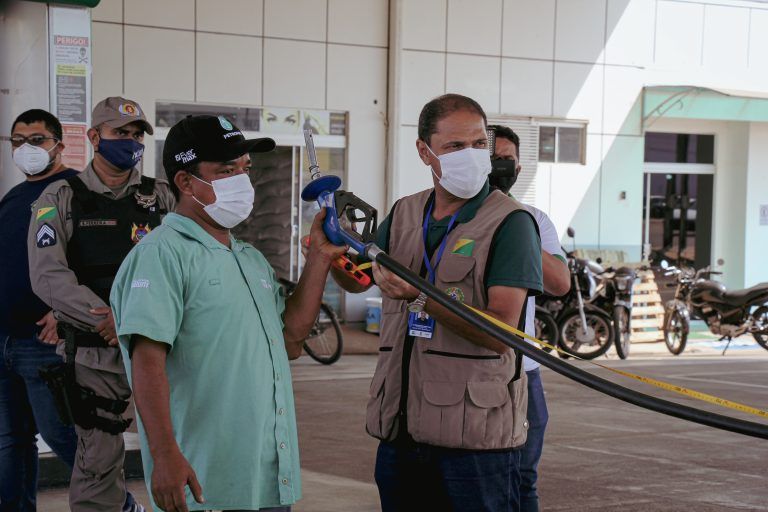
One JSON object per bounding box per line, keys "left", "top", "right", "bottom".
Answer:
{"left": 519, "top": 369, "right": 549, "bottom": 512}
{"left": 0, "top": 335, "right": 78, "bottom": 512}
{"left": 375, "top": 439, "right": 521, "bottom": 511}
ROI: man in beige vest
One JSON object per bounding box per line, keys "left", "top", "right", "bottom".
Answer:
{"left": 335, "top": 94, "right": 543, "bottom": 511}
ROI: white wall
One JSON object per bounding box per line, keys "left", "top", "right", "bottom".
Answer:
{"left": 90, "top": 0, "right": 389, "bottom": 320}
{"left": 388, "top": 0, "right": 768, "bottom": 279}
{"left": 5, "top": 0, "right": 767, "bottom": 297}
{"left": 0, "top": 1, "right": 50, "bottom": 197}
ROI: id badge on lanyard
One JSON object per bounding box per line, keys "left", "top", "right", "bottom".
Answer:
{"left": 407, "top": 200, "right": 462, "bottom": 340}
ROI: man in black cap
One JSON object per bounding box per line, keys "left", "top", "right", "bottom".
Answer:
{"left": 110, "top": 115, "right": 345, "bottom": 512}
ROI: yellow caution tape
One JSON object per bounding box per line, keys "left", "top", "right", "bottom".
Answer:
{"left": 467, "top": 306, "right": 768, "bottom": 419}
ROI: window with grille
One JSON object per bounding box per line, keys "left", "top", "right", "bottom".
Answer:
{"left": 538, "top": 124, "right": 586, "bottom": 164}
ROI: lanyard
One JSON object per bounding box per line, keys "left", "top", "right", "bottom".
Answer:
{"left": 422, "top": 200, "right": 462, "bottom": 285}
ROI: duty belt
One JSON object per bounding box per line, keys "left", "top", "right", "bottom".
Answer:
{"left": 53, "top": 322, "right": 133, "bottom": 435}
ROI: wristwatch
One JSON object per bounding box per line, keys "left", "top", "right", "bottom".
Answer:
{"left": 407, "top": 292, "right": 428, "bottom": 313}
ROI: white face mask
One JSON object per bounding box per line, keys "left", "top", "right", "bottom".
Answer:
{"left": 192, "top": 173, "right": 254, "bottom": 229}
{"left": 13, "top": 142, "right": 58, "bottom": 176}
{"left": 426, "top": 144, "right": 491, "bottom": 199}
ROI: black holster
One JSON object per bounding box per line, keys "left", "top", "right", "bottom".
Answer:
{"left": 38, "top": 322, "right": 132, "bottom": 435}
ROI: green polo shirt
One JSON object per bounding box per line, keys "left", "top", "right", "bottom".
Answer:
{"left": 375, "top": 181, "right": 543, "bottom": 294}
{"left": 111, "top": 213, "right": 300, "bottom": 511}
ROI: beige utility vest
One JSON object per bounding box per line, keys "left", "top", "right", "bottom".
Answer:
{"left": 366, "top": 188, "right": 530, "bottom": 450}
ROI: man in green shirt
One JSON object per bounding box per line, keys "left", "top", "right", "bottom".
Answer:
{"left": 334, "top": 94, "right": 543, "bottom": 511}
{"left": 110, "top": 115, "right": 344, "bottom": 512}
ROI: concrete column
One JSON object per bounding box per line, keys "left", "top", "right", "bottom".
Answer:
{"left": 0, "top": 1, "right": 50, "bottom": 197}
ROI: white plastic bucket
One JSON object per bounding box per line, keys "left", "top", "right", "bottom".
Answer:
{"left": 365, "top": 297, "right": 383, "bottom": 334}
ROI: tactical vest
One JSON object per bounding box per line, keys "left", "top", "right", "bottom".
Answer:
{"left": 66, "top": 175, "right": 165, "bottom": 304}
{"left": 366, "top": 188, "right": 532, "bottom": 451}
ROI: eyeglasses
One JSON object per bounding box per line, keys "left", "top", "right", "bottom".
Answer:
{"left": 2, "top": 135, "right": 59, "bottom": 148}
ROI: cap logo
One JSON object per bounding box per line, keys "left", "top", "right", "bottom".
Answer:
{"left": 118, "top": 103, "right": 140, "bottom": 116}
{"left": 175, "top": 149, "right": 197, "bottom": 164}
{"left": 218, "top": 116, "right": 234, "bottom": 131}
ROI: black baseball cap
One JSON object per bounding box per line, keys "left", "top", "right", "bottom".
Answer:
{"left": 162, "top": 115, "right": 275, "bottom": 172}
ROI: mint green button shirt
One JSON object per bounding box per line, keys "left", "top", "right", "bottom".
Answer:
{"left": 111, "top": 213, "right": 301, "bottom": 511}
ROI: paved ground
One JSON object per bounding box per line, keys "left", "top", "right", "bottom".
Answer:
{"left": 38, "top": 327, "right": 768, "bottom": 511}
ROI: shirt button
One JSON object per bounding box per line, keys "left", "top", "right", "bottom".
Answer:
{"left": 276, "top": 373, "right": 280, "bottom": 381}
{"left": 270, "top": 338, "right": 275, "bottom": 345}
{"left": 282, "top": 478, "right": 289, "bottom": 485}
{"left": 280, "top": 442, "right": 286, "bottom": 449}
{"left": 278, "top": 408, "right": 284, "bottom": 415}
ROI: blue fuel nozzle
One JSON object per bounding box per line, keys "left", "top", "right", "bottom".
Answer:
{"left": 300, "top": 131, "right": 367, "bottom": 254}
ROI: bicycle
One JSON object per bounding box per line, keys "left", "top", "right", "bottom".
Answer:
{"left": 278, "top": 278, "right": 344, "bottom": 365}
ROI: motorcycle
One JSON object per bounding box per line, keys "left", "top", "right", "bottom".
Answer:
{"left": 538, "top": 228, "right": 615, "bottom": 360}
{"left": 661, "top": 261, "right": 768, "bottom": 355}
{"left": 592, "top": 265, "right": 642, "bottom": 359}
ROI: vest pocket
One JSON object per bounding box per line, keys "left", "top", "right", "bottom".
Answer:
{"left": 365, "top": 368, "right": 388, "bottom": 439}
{"left": 419, "top": 381, "right": 466, "bottom": 448}
{"left": 465, "top": 381, "right": 513, "bottom": 449}
{"left": 417, "top": 380, "right": 523, "bottom": 449}
{"left": 437, "top": 255, "right": 476, "bottom": 306}
{"left": 509, "top": 372, "right": 529, "bottom": 447}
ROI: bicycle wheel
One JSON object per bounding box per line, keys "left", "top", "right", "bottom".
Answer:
{"left": 613, "top": 305, "right": 631, "bottom": 360}
{"left": 557, "top": 308, "right": 614, "bottom": 359}
{"left": 663, "top": 307, "right": 688, "bottom": 355}
{"left": 303, "top": 303, "right": 343, "bottom": 365}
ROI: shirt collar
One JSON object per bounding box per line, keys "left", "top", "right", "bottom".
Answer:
{"left": 81, "top": 161, "right": 143, "bottom": 198}
{"left": 429, "top": 180, "right": 491, "bottom": 226}
{"left": 162, "top": 213, "right": 245, "bottom": 251}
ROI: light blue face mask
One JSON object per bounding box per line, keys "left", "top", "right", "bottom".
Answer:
{"left": 425, "top": 144, "right": 491, "bottom": 199}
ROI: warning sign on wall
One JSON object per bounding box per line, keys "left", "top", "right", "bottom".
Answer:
{"left": 49, "top": 7, "right": 91, "bottom": 171}
{"left": 61, "top": 124, "right": 88, "bottom": 170}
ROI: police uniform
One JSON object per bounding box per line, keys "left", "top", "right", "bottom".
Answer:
{"left": 27, "top": 99, "right": 175, "bottom": 512}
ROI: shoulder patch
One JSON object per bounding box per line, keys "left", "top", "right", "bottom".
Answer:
{"left": 36, "top": 223, "right": 57, "bottom": 248}
{"left": 36, "top": 206, "right": 57, "bottom": 221}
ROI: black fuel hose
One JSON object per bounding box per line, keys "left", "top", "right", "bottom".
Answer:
{"left": 370, "top": 249, "right": 768, "bottom": 440}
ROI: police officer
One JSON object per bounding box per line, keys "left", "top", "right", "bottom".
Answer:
{"left": 27, "top": 97, "right": 176, "bottom": 512}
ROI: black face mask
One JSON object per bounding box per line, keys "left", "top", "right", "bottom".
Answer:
{"left": 489, "top": 159, "right": 519, "bottom": 195}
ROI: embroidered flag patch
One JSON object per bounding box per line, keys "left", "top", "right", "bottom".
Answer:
{"left": 36, "top": 223, "right": 57, "bottom": 248}
{"left": 131, "top": 223, "right": 152, "bottom": 244}
{"left": 451, "top": 238, "right": 475, "bottom": 256}
{"left": 36, "top": 206, "right": 57, "bottom": 221}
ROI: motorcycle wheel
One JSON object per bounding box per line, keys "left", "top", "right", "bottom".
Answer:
{"left": 534, "top": 307, "right": 558, "bottom": 353}
{"left": 557, "top": 308, "right": 614, "bottom": 359}
{"left": 663, "top": 307, "right": 688, "bottom": 355}
{"left": 752, "top": 306, "right": 768, "bottom": 351}
{"left": 613, "top": 306, "right": 631, "bottom": 360}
